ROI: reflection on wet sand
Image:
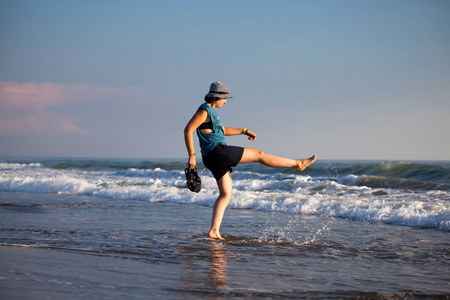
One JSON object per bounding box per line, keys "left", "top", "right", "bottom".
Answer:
{"left": 208, "top": 242, "right": 229, "bottom": 289}
{"left": 178, "top": 240, "right": 230, "bottom": 297}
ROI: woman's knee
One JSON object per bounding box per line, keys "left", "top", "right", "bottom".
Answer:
{"left": 252, "top": 149, "right": 266, "bottom": 163}
{"left": 218, "top": 182, "right": 232, "bottom": 198}
{"left": 217, "top": 172, "right": 233, "bottom": 198}
{"left": 219, "top": 188, "right": 232, "bottom": 199}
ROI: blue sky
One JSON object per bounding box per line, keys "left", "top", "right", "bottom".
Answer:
{"left": 1, "top": 0, "right": 449, "bottom": 160}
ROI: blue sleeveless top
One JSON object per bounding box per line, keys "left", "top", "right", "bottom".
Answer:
{"left": 196, "top": 103, "right": 226, "bottom": 157}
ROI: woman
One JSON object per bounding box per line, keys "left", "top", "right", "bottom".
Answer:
{"left": 184, "top": 82, "right": 316, "bottom": 240}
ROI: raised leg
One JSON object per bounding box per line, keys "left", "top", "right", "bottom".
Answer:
{"left": 208, "top": 171, "right": 233, "bottom": 240}
{"left": 240, "top": 148, "right": 316, "bottom": 172}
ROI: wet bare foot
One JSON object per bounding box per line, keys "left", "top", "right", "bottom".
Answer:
{"left": 208, "top": 230, "right": 225, "bottom": 240}
{"left": 295, "top": 154, "right": 317, "bottom": 172}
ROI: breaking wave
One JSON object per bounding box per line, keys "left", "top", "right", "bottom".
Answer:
{"left": 0, "top": 158, "right": 449, "bottom": 230}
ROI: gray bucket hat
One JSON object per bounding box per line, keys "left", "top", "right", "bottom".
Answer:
{"left": 205, "top": 82, "right": 233, "bottom": 99}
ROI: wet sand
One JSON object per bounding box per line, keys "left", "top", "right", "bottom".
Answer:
{"left": 1, "top": 191, "right": 449, "bottom": 299}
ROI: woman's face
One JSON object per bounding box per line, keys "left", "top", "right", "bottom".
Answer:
{"left": 214, "top": 98, "right": 227, "bottom": 108}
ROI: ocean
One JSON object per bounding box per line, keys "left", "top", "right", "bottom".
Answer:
{"left": 0, "top": 157, "right": 449, "bottom": 299}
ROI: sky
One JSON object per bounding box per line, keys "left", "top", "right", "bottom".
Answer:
{"left": 0, "top": 0, "right": 449, "bottom": 161}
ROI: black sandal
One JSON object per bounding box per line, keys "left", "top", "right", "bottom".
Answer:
{"left": 185, "top": 167, "right": 201, "bottom": 193}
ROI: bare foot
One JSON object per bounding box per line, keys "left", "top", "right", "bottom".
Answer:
{"left": 295, "top": 154, "right": 317, "bottom": 172}
{"left": 208, "top": 230, "right": 225, "bottom": 240}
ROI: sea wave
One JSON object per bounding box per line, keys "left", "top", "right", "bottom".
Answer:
{"left": 0, "top": 159, "right": 449, "bottom": 230}
{"left": 2, "top": 159, "right": 449, "bottom": 185}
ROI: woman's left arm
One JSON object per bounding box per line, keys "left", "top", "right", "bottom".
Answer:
{"left": 224, "top": 127, "right": 256, "bottom": 141}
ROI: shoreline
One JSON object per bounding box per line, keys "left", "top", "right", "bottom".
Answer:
{"left": 1, "top": 192, "right": 449, "bottom": 298}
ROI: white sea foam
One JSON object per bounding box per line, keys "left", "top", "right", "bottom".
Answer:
{"left": 0, "top": 162, "right": 42, "bottom": 170}
{"left": 0, "top": 161, "right": 449, "bottom": 230}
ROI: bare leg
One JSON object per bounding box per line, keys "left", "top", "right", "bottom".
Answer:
{"left": 240, "top": 148, "right": 316, "bottom": 172}
{"left": 208, "top": 172, "right": 233, "bottom": 240}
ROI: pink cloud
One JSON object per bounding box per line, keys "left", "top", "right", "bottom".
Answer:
{"left": 0, "top": 81, "right": 114, "bottom": 112}
{"left": 0, "top": 81, "right": 147, "bottom": 136}
{"left": 0, "top": 111, "right": 89, "bottom": 136}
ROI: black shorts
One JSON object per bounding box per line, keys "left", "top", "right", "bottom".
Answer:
{"left": 202, "top": 144, "right": 244, "bottom": 180}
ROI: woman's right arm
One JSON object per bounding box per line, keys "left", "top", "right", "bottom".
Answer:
{"left": 184, "top": 109, "right": 208, "bottom": 169}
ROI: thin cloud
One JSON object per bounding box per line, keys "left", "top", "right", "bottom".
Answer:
{"left": 0, "top": 111, "right": 89, "bottom": 136}
{"left": 0, "top": 81, "right": 148, "bottom": 136}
